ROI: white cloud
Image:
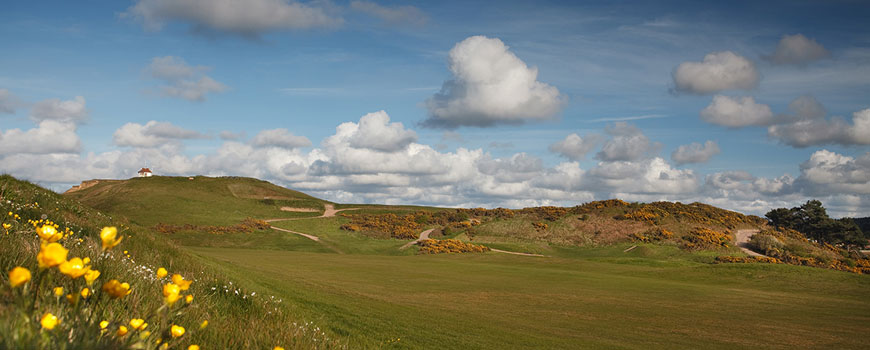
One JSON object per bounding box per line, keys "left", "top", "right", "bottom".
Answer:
{"left": 549, "top": 133, "right": 601, "bottom": 161}
{"left": 587, "top": 157, "right": 699, "bottom": 195}
{"left": 766, "top": 34, "right": 830, "bottom": 65}
{"left": 596, "top": 122, "right": 655, "bottom": 162}
{"left": 0, "top": 89, "right": 21, "bottom": 114}
{"left": 767, "top": 96, "right": 870, "bottom": 147}
{"left": 0, "top": 121, "right": 81, "bottom": 155}
{"left": 671, "top": 140, "right": 720, "bottom": 165}
{"left": 347, "top": 111, "right": 417, "bottom": 152}
{"left": 113, "top": 121, "right": 207, "bottom": 148}
{"left": 350, "top": 1, "right": 425, "bottom": 25}
{"left": 30, "top": 96, "right": 88, "bottom": 123}
{"left": 672, "top": 51, "right": 759, "bottom": 94}
{"left": 798, "top": 150, "right": 870, "bottom": 195}
{"left": 251, "top": 128, "right": 312, "bottom": 149}
{"left": 700, "top": 95, "right": 774, "bottom": 127}
{"left": 126, "top": 0, "right": 341, "bottom": 36}
{"left": 424, "top": 35, "right": 565, "bottom": 128}
{"left": 147, "top": 56, "right": 227, "bottom": 102}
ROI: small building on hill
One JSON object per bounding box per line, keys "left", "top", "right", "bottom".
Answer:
{"left": 138, "top": 168, "right": 153, "bottom": 177}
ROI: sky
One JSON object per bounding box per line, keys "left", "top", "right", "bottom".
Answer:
{"left": 1, "top": 0, "right": 869, "bottom": 217}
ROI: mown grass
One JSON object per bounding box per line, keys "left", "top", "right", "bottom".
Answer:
{"left": 65, "top": 176, "right": 326, "bottom": 226}
{"left": 189, "top": 246, "right": 870, "bottom": 349}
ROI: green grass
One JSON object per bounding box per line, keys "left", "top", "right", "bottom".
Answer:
{"left": 64, "top": 176, "right": 327, "bottom": 226}
{"left": 188, "top": 246, "right": 870, "bottom": 349}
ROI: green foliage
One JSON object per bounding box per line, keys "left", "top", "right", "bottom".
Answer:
{"left": 766, "top": 200, "right": 865, "bottom": 246}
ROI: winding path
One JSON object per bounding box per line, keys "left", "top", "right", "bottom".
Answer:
{"left": 399, "top": 229, "right": 434, "bottom": 250}
{"left": 735, "top": 229, "right": 766, "bottom": 257}
{"left": 265, "top": 204, "right": 358, "bottom": 223}
{"left": 489, "top": 248, "right": 547, "bottom": 257}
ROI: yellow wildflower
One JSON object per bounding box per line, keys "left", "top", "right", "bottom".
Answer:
{"left": 140, "top": 331, "right": 151, "bottom": 340}
{"left": 102, "top": 279, "right": 131, "bottom": 298}
{"left": 100, "top": 320, "right": 109, "bottom": 329}
{"left": 81, "top": 288, "right": 90, "bottom": 299}
{"left": 172, "top": 274, "right": 192, "bottom": 290}
{"left": 188, "top": 345, "right": 200, "bottom": 350}
{"left": 185, "top": 294, "right": 193, "bottom": 304}
{"left": 199, "top": 320, "right": 208, "bottom": 329}
{"left": 8, "top": 266, "right": 31, "bottom": 288}
{"left": 84, "top": 269, "right": 100, "bottom": 286}
{"left": 59, "top": 257, "right": 89, "bottom": 279}
{"left": 37, "top": 243, "right": 68, "bottom": 268}
{"left": 162, "top": 283, "right": 181, "bottom": 305}
{"left": 37, "top": 225, "right": 62, "bottom": 242}
{"left": 170, "top": 325, "right": 185, "bottom": 338}
{"left": 100, "top": 226, "right": 122, "bottom": 250}
{"left": 156, "top": 267, "right": 168, "bottom": 278}
{"left": 66, "top": 294, "right": 76, "bottom": 305}
{"left": 83, "top": 257, "right": 90, "bottom": 264}
{"left": 274, "top": 347, "right": 285, "bottom": 350}
{"left": 53, "top": 287, "right": 64, "bottom": 297}
{"left": 129, "top": 318, "right": 147, "bottom": 331}
{"left": 41, "top": 313, "right": 59, "bottom": 330}
{"left": 117, "top": 325, "right": 129, "bottom": 336}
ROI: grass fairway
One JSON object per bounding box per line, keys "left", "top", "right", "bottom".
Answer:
{"left": 187, "top": 245, "right": 870, "bottom": 349}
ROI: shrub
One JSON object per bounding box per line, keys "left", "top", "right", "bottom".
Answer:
{"left": 630, "top": 227, "right": 673, "bottom": 242}
{"left": 748, "top": 233, "right": 784, "bottom": 255}
{"left": 683, "top": 227, "right": 731, "bottom": 249}
{"left": 416, "top": 239, "right": 490, "bottom": 254}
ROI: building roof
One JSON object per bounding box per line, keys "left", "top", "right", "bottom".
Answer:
{"left": 138, "top": 168, "right": 152, "bottom": 173}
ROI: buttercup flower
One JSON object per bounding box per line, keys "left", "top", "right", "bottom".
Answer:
{"left": 59, "top": 257, "right": 90, "bottom": 279}
{"left": 130, "top": 318, "right": 147, "bottom": 331}
{"left": 100, "top": 226, "right": 122, "bottom": 250}
{"left": 170, "top": 325, "right": 185, "bottom": 338}
{"left": 37, "top": 243, "right": 68, "bottom": 268}
{"left": 8, "top": 266, "right": 31, "bottom": 288}
{"left": 37, "top": 225, "right": 62, "bottom": 242}
{"left": 53, "top": 287, "right": 64, "bottom": 297}
{"left": 185, "top": 294, "right": 193, "bottom": 304}
{"left": 84, "top": 269, "right": 100, "bottom": 286}
{"left": 117, "top": 325, "right": 129, "bottom": 336}
{"left": 81, "top": 288, "right": 90, "bottom": 299}
{"left": 163, "top": 283, "right": 181, "bottom": 305}
{"left": 188, "top": 345, "right": 200, "bottom": 350}
{"left": 41, "top": 313, "right": 59, "bottom": 330}
{"left": 172, "top": 274, "right": 192, "bottom": 290}
{"left": 156, "top": 267, "right": 168, "bottom": 278}
{"left": 100, "top": 320, "right": 109, "bottom": 329}
{"left": 102, "top": 279, "right": 131, "bottom": 298}
{"left": 200, "top": 320, "right": 208, "bottom": 329}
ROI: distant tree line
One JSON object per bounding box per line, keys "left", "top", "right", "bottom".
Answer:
{"left": 765, "top": 200, "right": 867, "bottom": 247}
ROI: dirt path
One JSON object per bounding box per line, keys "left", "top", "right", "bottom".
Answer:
{"left": 489, "top": 248, "right": 547, "bottom": 257}
{"left": 399, "top": 229, "right": 434, "bottom": 250}
{"left": 265, "top": 204, "right": 359, "bottom": 223}
{"left": 735, "top": 229, "right": 766, "bottom": 257}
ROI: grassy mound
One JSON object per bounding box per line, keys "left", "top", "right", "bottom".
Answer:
{"left": 0, "top": 175, "right": 343, "bottom": 349}
{"left": 64, "top": 176, "right": 327, "bottom": 226}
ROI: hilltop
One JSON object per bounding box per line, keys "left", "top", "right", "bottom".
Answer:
{"left": 64, "top": 176, "right": 328, "bottom": 226}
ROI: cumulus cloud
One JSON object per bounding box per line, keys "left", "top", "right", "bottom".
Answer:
{"left": 798, "top": 150, "right": 870, "bottom": 195}
{"left": 350, "top": 1, "right": 425, "bottom": 25}
{"left": 767, "top": 96, "right": 870, "bottom": 147}
{"left": 700, "top": 95, "right": 774, "bottom": 127}
{"left": 766, "top": 34, "right": 830, "bottom": 65}
{"left": 587, "top": 157, "right": 699, "bottom": 195}
{"left": 423, "top": 35, "right": 565, "bottom": 128}
{"left": 0, "top": 89, "right": 21, "bottom": 114}
{"left": 30, "top": 96, "right": 88, "bottom": 123}
{"left": 147, "top": 56, "right": 227, "bottom": 102}
{"left": 671, "top": 140, "right": 720, "bottom": 165}
{"left": 672, "top": 51, "right": 759, "bottom": 94}
{"left": 549, "top": 133, "right": 602, "bottom": 161}
{"left": 251, "top": 128, "right": 312, "bottom": 149}
{"left": 0, "top": 121, "right": 81, "bottom": 155}
{"left": 113, "top": 121, "right": 207, "bottom": 148}
{"left": 125, "top": 0, "right": 341, "bottom": 36}
{"left": 346, "top": 111, "right": 417, "bottom": 152}
{"left": 596, "top": 123, "right": 656, "bottom": 162}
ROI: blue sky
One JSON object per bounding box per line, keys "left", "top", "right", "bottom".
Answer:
{"left": 1, "top": 0, "right": 869, "bottom": 216}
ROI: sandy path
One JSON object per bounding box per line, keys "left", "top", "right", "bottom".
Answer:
{"left": 489, "top": 248, "right": 547, "bottom": 257}
{"left": 265, "top": 204, "right": 359, "bottom": 223}
{"left": 735, "top": 229, "right": 766, "bottom": 257}
{"left": 399, "top": 229, "right": 434, "bottom": 250}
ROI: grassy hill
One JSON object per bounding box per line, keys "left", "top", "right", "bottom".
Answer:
{"left": 5, "top": 174, "right": 869, "bottom": 349}
{"left": 64, "top": 176, "right": 328, "bottom": 226}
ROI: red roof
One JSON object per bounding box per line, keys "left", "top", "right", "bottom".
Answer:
{"left": 138, "top": 168, "right": 152, "bottom": 173}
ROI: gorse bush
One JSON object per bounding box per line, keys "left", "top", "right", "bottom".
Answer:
{"left": 416, "top": 239, "right": 490, "bottom": 254}
{"left": 153, "top": 218, "right": 270, "bottom": 235}
{"left": 748, "top": 233, "right": 784, "bottom": 255}
{"left": 683, "top": 227, "right": 732, "bottom": 250}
